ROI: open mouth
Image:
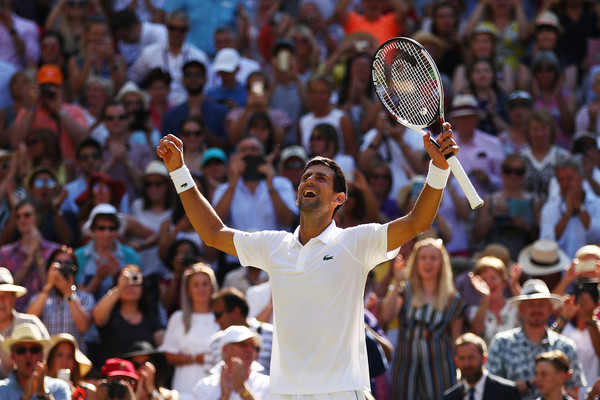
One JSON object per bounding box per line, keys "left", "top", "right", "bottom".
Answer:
{"left": 303, "top": 189, "right": 317, "bottom": 198}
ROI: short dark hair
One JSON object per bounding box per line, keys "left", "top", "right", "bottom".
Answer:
{"left": 303, "top": 156, "right": 347, "bottom": 216}
{"left": 110, "top": 8, "right": 139, "bottom": 31}
{"left": 182, "top": 60, "right": 206, "bottom": 75}
{"left": 211, "top": 287, "right": 249, "bottom": 317}
{"left": 76, "top": 138, "right": 102, "bottom": 159}
{"left": 142, "top": 67, "right": 172, "bottom": 89}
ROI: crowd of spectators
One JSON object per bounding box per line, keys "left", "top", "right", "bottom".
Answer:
{"left": 3, "top": 0, "right": 600, "bottom": 398}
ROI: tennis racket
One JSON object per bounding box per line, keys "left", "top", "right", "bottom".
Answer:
{"left": 371, "top": 37, "right": 484, "bottom": 210}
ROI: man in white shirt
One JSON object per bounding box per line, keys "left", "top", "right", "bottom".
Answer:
{"left": 157, "top": 119, "right": 458, "bottom": 399}
{"left": 128, "top": 10, "right": 210, "bottom": 106}
{"left": 193, "top": 325, "right": 270, "bottom": 400}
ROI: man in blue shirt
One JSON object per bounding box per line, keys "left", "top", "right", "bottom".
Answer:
{"left": 0, "top": 323, "right": 70, "bottom": 400}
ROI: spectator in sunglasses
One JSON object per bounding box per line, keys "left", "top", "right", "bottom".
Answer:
{"left": 473, "top": 153, "right": 541, "bottom": 260}
{"left": 0, "top": 198, "right": 61, "bottom": 310}
{"left": 0, "top": 268, "right": 50, "bottom": 377}
{"left": 26, "top": 246, "right": 95, "bottom": 352}
{"left": 0, "top": 323, "right": 70, "bottom": 400}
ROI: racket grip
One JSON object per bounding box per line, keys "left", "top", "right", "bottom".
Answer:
{"left": 446, "top": 156, "right": 484, "bottom": 210}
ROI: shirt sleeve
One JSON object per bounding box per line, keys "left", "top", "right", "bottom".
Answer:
{"left": 158, "top": 311, "right": 184, "bottom": 353}
{"left": 485, "top": 336, "right": 506, "bottom": 378}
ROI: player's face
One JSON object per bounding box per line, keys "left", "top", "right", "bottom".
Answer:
{"left": 297, "top": 164, "right": 341, "bottom": 213}
{"left": 454, "top": 344, "right": 485, "bottom": 384}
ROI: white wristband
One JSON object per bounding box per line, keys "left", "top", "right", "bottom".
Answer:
{"left": 169, "top": 165, "right": 196, "bottom": 194}
{"left": 425, "top": 160, "right": 450, "bottom": 190}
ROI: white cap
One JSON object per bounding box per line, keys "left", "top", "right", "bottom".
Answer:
{"left": 220, "top": 325, "right": 262, "bottom": 349}
{"left": 213, "top": 48, "right": 241, "bottom": 73}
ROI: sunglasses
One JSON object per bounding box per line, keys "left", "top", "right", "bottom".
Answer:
{"left": 34, "top": 178, "right": 57, "bottom": 189}
{"left": 502, "top": 166, "right": 526, "bottom": 176}
{"left": 145, "top": 180, "right": 165, "bottom": 188}
{"left": 168, "top": 25, "right": 189, "bottom": 33}
{"left": 284, "top": 161, "right": 304, "bottom": 170}
{"left": 183, "top": 71, "right": 204, "bottom": 79}
{"left": 16, "top": 212, "right": 33, "bottom": 220}
{"left": 14, "top": 345, "right": 43, "bottom": 355}
{"left": 94, "top": 225, "right": 118, "bottom": 232}
{"left": 105, "top": 114, "right": 128, "bottom": 122}
{"left": 79, "top": 152, "right": 101, "bottom": 161}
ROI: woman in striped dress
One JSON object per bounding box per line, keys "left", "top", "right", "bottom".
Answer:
{"left": 381, "top": 238, "right": 465, "bottom": 400}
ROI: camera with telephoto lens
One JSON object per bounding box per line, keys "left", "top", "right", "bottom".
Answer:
{"left": 57, "top": 261, "right": 77, "bottom": 278}
{"left": 40, "top": 84, "right": 58, "bottom": 100}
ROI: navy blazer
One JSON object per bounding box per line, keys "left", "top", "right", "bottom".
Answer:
{"left": 444, "top": 373, "right": 521, "bottom": 400}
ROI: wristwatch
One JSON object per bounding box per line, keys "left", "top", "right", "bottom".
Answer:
{"left": 65, "top": 287, "right": 78, "bottom": 302}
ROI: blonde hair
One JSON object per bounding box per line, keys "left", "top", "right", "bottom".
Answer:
{"left": 180, "top": 263, "right": 218, "bottom": 333}
{"left": 474, "top": 256, "right": 507, "bottom": 281}
{"left": 406, "top": 238, "right": 455, "bottom": 310}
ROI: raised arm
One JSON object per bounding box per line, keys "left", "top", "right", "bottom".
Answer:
{"left": 157, "top": 135, "right": 238, "bottom": 256}
{"left": 386, "top": 123, "right": 457, "bottom": 251}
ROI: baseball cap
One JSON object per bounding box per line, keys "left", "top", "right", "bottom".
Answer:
{"left": 220, "top": 325, "right": 262, "bottom": 349}
{"left": 201, "top": 148, "right": 228, "bottom": 167}
{"left": 37, "top": 64, "right": 63, "bottom": 86}
{"left": 101, "top": 358, "right": 139, "bottom": 380}
{"left": 506, "top": 90, "right": 533, "bottom": 108}
{"left": 280, "top": 146, "right": 308, "bottom": 164}
{"left": 535, "top": 10, "right": 562, "bottom": 32}
{"left": 213, "top": 48, "right": 241, "bottom": 73}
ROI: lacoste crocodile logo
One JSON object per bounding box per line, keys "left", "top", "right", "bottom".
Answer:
{"left": 181, "top": 183, "right": 188, "bottom": 188}
{"left": 323, "top": 255, "right": 334, "bottom": 261}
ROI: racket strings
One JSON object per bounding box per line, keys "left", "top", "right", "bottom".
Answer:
{"left": 373, "top": 41, "right": 441, "bottom": 127}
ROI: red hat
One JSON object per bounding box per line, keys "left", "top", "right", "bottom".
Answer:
{"left": 37, "top": 64, "right": 63, "bottom": 86}
{"left": 75, "top": 172, "right": 126, "bottom": 206}
{"left": 101, "top": 358, "right": 139, "bottom": 380}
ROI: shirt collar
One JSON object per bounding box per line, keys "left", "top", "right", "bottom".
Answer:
{"left": 293, "top": 220, "right": 341, "bottom": 246}
{"left": 462, "top": 369, "right": 488, "bottom": 396}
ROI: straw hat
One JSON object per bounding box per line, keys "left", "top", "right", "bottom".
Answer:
{"left": 0, "top": 268, "right": 27, "bottom": 297}
{"left": 49, "top": 333, "right": 92, "bottom": 377}
{"left": 2, "top": 323, "right": 50, "bottom": 353}
{"left": 507, "top": 279, "right": 564, "bottom": 309}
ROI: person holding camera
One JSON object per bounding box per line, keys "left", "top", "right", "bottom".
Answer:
{"left": 26, "top": 246, "right": 95, "bottom": 353}
{"left": 213, "top": 136, "right": 298, "bottom": 284}
{"left": 93, "top": 265, "right": 164, "bottom": 365}
{"left": 10, "top": 65, "right": 88, "bottom": 163}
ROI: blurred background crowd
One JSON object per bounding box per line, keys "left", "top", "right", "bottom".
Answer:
{"left": 2, "top": 0, "right": 600, "bottom": 398}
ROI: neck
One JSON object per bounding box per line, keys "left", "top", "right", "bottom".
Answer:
{"left": 16, "top": 371, "right": 30, "bottom": 388}
{"left": 298, "top": 213, "right": 332, "bottom": 245}
{"left": 502, "top": 186, "right": 523, "bottom": 197}
{"left": 532, "top": 143, "right": 551, "bottom": 159}
{"left": 187, "top": 94, "right": 204, "bottom": 107}
{"left": 458, "top": 130, "right": 475, "bottom": 143}
{"left": 191, "top": 299, "right": 210, "bottom": 313}
{"left": 421, "top": 279, "right": 438, "bottom": 293}
{"left": 120, "top": 301, "right": 139, "bottom": 313}
{"left": 169, "top": 41, "right": 183, "bottom": 54}
{"left": 523, "top": 324, "right": 547, "bottom": 343}
{"left": 542, "top": 388, "right": 566, "bottom": 400}
{"left": 95, "top": 240, "right": 115, "bottom": 253}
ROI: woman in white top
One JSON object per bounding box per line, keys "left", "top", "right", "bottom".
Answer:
{"left": 158, "top": 263, "right": 220, "bottom": 399}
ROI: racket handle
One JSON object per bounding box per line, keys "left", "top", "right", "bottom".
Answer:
{"left": 446, "top": 156, "right": 484, "bottom": 210}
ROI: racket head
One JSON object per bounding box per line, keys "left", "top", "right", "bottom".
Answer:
{"left": 371, "top": 37, "right": 445, "bottom": 133}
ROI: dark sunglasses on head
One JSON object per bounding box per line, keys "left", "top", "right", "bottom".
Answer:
{"left": 502, "top": 166, "right": 526, "bottom": 176}
{"left": 168, "top": 25, "right": 189, "bottom": 33}
{"left": 14, "top": 345, "right": 42, "bottom": 355}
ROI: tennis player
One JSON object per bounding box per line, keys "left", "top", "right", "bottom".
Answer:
{"left": 156, "top": 122, "right": 457, "bottom": 400}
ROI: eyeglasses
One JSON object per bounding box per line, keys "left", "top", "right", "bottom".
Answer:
{"left": 145, "top": 180, "right": 166, "bottom": 188}
{"left": 104, "top": 114, "right": 128, "bottom": 122}
{"left": 79, "top": 152, "right": 101, "bottom": 161}
{"left": 180, "top": 130, "right": 202, "bottom": 137}
{"left": 284, "top": 161, "right": 304, "bottom": 170}
{"left": 183, "top": 71, "right": 204, "bottom": 79}
{"left": 14, "top": 345, "right": 42, "bottom": 355}
{"left": 502, "top": 166, "right": 526, "bottom": 176}
{"left": 168, "top": 25, "right": 189, "bottom": 33}
{"left": 370, "top": 174, "right": 391, "bottom": 180}
{"left": 66, "top": 0, "right": 86, "bottom": 7}
{"left": 94, "top": 225, "right": 117, "bottom": 232}
{"left": 33, "top": 178, "right": 57, "bottom": 189}
{"left": 16, "top": 212, "right": 33, "bottom": 220}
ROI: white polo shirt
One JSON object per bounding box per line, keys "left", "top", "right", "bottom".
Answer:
{"left": 234, "top": 221, "right": 399, "bottom": 395}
